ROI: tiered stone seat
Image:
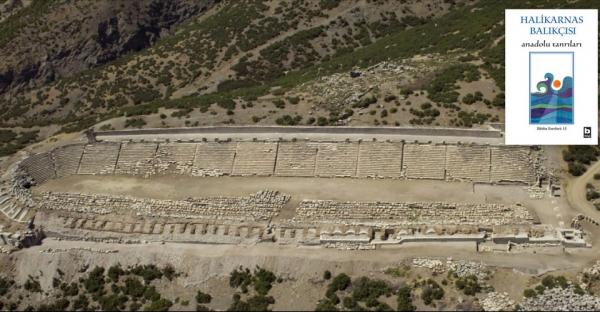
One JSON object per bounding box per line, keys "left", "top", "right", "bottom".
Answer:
{"left": 115, "top": 143, "right": 158, "bottom": 176}
{"left": 194, "top": 142, "right": 236, "bottom": 176}
{"left": 0, "top": 198, "right": 15, "bottom": 218}
{"left": 232, "top": 142, "right": 277, "bottom": 176}
{"left": 78, "top": 143, "right": 120, "bottom": 175}
{"left": 19, "top": 153, "right": 56, "bottom": 184}
{"left": 446, "top": 145, "right": 491, "bottom": 182}
{"left": 491, "top": 146, "right": 535, "bottom": 184}
{"left": 52, "top": 144, "right": 84, "bottom": 178}
{"left": 0, "top": 197, "right": 29, "bottom": 222}
{"left": 403, "top": 144, "right": 446, "bottom": 180}
{"left": 274, "top": 142, "right": 318, "bottom": 177}
{"left": 19, "top": 152, "right": 56, "bottom": 184}
{"left": 315, "top": 142, "right": 359, "bottom": 177}
{"left": 155, "top": 143, "right": 197, "bottom": 174}
{"left": 357, "top": 142, "right": 403, "bottom": 178}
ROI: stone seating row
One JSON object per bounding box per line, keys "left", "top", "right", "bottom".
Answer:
{"left": 17, "top": 142, "right": 538, "bottom": 185}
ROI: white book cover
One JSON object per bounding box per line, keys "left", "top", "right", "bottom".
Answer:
{"left": 505, "top": 9, "right": 598, "bottom": 145}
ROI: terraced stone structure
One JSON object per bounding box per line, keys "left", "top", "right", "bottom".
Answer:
{"left": 14, "top": 140, "right": 540, "bottom": 184}
{"left": 1, "top": 134, "right": 559, "bottom": 250}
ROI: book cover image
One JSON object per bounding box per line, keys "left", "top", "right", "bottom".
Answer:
{"left": 529, "top": 52, "right": 573, "bottom": 124}
{"left": 505, "top": 9, "right": 597, "bottom": 145}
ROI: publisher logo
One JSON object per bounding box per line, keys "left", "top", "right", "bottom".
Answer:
{"left": 584, "top": 127, "right": 592, "bottom": 138}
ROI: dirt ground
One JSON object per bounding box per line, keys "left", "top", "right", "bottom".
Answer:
{"left": 34, "top": 175, "right": 568, "bottom": 227}
{"left": 34, "top": 175, "right": 525, "bottom": 203}
{"left": 2, "top": 237, "right": 599, "bottom": 311}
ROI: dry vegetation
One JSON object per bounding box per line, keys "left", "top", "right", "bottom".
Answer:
{"left": 0, "top": 0, "right": 597, "bottom": 155}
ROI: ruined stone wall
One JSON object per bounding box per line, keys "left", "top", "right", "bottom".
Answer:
{"left": 293, "top": 200, "right": 534, "bottom": 226}
{"left": 35, "top": 190, "right": 289, "bottom": 222}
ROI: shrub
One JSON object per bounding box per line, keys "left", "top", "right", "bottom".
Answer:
{"left": 319, "top": 0, "right": 341, "bottom": 10}
{"left": 131, "top": 88, "right": 161, "bottom": 105}
{"left": 0, "top": 130, "right": 17, "bottom": 144}
{"left": 275, "top": 115, "right": 302, "bottom": 126}
{"left": 454, "top": 275, "right": 481, "bottom": 296}
{"left": 426, "top": 64, "right": 479, "bottom": 104}
{"left": 541, "top": 275, "right": 568, "bottom": 290}
{"left": 462, "top": 93, "right": 477, "bottom": 104}
{"left": 397, "top": 286, "right": 415, "bottom": 312}
{"left": 99, "top": 124, "right": 113, "bottom": 131}
{"left": 143, "top": 286, "right": 161, "bottom": 302}
{"left": 73, "top": 295, "right": 90, "bottom": 310}
{"left": 229, "top": 267, "right": 252, "bottom": 293}
{"left": 130, "top": 301, "right": 142, "bottom": 311}
{"left": 351, "top": 277, "right": 391, "bottom": 302}
{"left": 317, "top": 116, "right": 328, "bottom": 126}
{"left": 323, "top": 271, "right": 332, "bottom": 280}
{"left": 124, "top": 118, "right": 147, "bottom": 129}
{"left": 144, "top": 298, "right": 172, "bottom": 312}
{"left": 384, "top": 94, "right": 397, "bottom": 102}
{"left": 568, "top": 162, "right": 586, "bottom": 176}
{"left": 123, "top": 278, "right": 145, "bottom": 298}
{"left": 586, "top": 189, "right": 600, "bottom": 201}
{"left": 421, "top": 279, "right": 444, "bottom": 305}
{"left": 108, "top": 265, "right": 124, "bottom": 282}
{"left": 0, "top": 277, "right": 14, "bottom": 296}
{"left": 563, "top": 146, "right": 600, "bottom": 165}
{"left": 83, "top": 267, "right": 105, "bottom": 294}
{"left": 130, "top": 264, "right": 164, "bottom": 284}
{"left": 342, "top": 296, "right": 357, "bottom": 309}
{"left": 523, "top": 288, "right": 536, "bottom": 298}
{"left": 492, "top": 92, "right": 505, "bottom": 107}
{"left": 353, "top": 96, "right": 377, "bottom": 108}
{"left": 315, "top": 299, "right": 338, "bottom": 311}
{"left": 99, "top": 294, "right": 128, "bottom": 311}
{"left": 229, "top": 293, "right": 275, "bottom": 311}
{"left": 329, "top": 273, "right": 351, "bottom": 292}
{"left": 253, "top": 267, "right": 277, "bottom": 296}
{"left": 196, "top": 291, "right": 212, "bottom": 304}
{"left": 61, "top": 282, "right": 79, "bottom": 297}
{"left": 162, "top": 264, "right": 177, "bottom": 281}
{"left": 272, "top": 99, "right": 285, "bottom": 109}
{"left": 217, "top": 98, "right": 236, "bottom": 110}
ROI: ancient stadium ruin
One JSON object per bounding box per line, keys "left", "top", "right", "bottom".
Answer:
{"left": 0, "top": 127, "right": 587, "bottom": 252}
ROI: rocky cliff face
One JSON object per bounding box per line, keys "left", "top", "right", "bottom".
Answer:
{"left": 0, "top": 0, "right": 32, "bottom": 23}
{"left": 0, "top": 0, "right": 215, "bottom": 95}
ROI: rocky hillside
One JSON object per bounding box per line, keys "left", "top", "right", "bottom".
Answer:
{"left": 1, "top": 0, "right": 456, "bottom": 129}
{"left": 0, "top": 0, "right": 597, "bottom": 155}
{"left": 0, "top": 0, "right": 215, "bottom": 95}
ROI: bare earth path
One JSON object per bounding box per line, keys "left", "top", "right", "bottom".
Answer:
{"left": 35, "top": 175, "right": 529, "bottom": 204}
{"left": 566, "top": 160, "right": 600, "bottom": 220}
